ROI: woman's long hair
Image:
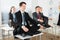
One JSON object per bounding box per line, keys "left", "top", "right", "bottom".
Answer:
{"left": 10, "top": 6, "right": 15, "bottom": 13}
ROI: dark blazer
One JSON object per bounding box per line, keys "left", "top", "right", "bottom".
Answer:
{"left": 9, "top": 12, "right": 17, "bottom": 28}
{"left": 33, "top": 12, "right": 48, "bottom": 27}
{"left": 15, "top": 11, "right": 39, "bottom": 29}
{"left": 57, "top": 13, "right": 60, "bottom": 25}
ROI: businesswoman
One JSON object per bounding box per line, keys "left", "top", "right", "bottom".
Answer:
{"left": 9, "top": 6, "right": 17, "bottom": 28}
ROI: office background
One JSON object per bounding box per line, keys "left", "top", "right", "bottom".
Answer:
{"left": 0, "top": 0, "right": 60, "bottom": 25}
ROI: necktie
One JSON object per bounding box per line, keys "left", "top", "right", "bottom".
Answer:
{"left": 22, "top": 13, "right": 27, "bottom": 26}
{"left": 37, "top": 13, "right": 40, "bottom": 19}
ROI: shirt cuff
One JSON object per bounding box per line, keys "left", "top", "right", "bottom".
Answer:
{"left": 37, "top": 24, "right": 41, "bottom": 26}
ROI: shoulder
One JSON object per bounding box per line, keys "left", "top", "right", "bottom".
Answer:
{"left": 15, "top": 10, "right": 21, "bottom": 15}
{"left": 33, "top": 12, "right": 36, "bottom": 14}
{"left": 39, "top": 12, "right": 43, "bottom": 15}
{"left": 9, "top": 12, "right": 12, "bottom": 15}
{"left": 41, "top": 13, "right": 43, "bottom": 15}
{"left": 32, "top": 12, "right": 37, "bottom": 16}
{"left": 9, "top": 12, "right": 11, "bottom": 14}
{"left": 15, "top": 10, "right": 20, "bottom": 13}
{"left": 24, "top": 12, "right": 29, "bottom": 15}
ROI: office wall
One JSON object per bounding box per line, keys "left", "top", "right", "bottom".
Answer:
{"left": 0, "top": 1, "right": 2, "bottom": 25}
{"left": 1, "top": 0, "right": 20, "bottom": 24}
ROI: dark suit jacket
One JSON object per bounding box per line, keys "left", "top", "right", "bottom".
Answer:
{"left": 33, "top": 12, "right": 48, "bottom": 26}
{"left": 15, "top": 11, "right": 39, "bottom": 30}
{"left": 9, "top": 12, "right": 17, "bottom": 28}
{"left": 57, "top": 13, "right": 60, "bottom": 25}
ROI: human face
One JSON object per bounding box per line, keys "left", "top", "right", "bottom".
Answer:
{"left": 36, "top": 7, "right": 40, "bottom": 13}
{"left": 20, "top": 4, "right": 26, "bottom": 11}
{"left": 40, "top": 8, "right": 42, "bottom": 12}
{"left": 12, "top": 7, "right": 16, "bottom": 13}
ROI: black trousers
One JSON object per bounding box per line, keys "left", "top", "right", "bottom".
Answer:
{"left": 38, "top": 18, "right": 50, "bottom": 28}
{"left": 13, "top": 25, "right": 39, "bottom": 36}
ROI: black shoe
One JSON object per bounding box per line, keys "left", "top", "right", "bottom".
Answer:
{"left": 48, "top": 25, "right": 51, "bottom": 27}
{"left": 26, "top": 31, "right": 41, "bottom": 36}
{"left": 25, "top": 32, "right": 34, "bottom": 36}
{"left": 14, "top": 36, "right": 19, "bottom": 39}
{"left": 33, "top": 31, "right": 41, "bottom": 35}
{"left": 57, "top": 24, "right": 60, "bottom": 26}
{"left": 24, "top": 39, "right": 30, "bottom": 40}
{"left": 45, "top": 25, "right": 51, "bottom": 28}
{"left": 26, "top": 33, "right": 33, "bottom": 36}
{"left": 20, "top": 33, "right": 33, "bottom": 38}
{"left": 21, "top": 33, "right": 27, "bottom": 37}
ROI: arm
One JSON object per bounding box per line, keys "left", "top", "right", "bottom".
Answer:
{"left": 33, "top": 13, "right": 42, "bottom": 24}
{"left": 26, "top": 13, "right": 40, "bottom": 29}
{"left": 9, "top": 12, "right": 12, "bottom": 20}
{"left": 9, "top": 12, "right": 13, "bottom": 23}
{"left": 33, "top": 13, "right": 38, "bottom": 21}
{"left": 15, "top": 12, "right": 22, "bottom": 29}
{"left": 42, "top": 14, "right": 48, "bottom": 26}
{"left": 42, "top": 13, "right": 52, "bottom": 20}
{"left": 26, "top": 13, "right": 37, "bottom": 24}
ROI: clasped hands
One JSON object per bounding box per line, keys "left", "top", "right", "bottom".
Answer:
{"left": 22, "top": 26, "right": 29, "bottom": 32}
{"left": 38, "top": 19, "right": 44, "bottom": 22}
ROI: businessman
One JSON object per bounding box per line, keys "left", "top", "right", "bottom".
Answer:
{"left": 33, "top": 6, "right": 51, "bottom": 29}
{"left": 13, "top": 2, "right": 41, "bottom": 40}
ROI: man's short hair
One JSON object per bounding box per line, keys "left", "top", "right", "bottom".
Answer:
{"left": 35, "top": 6, "right": 42, "bottom": 9}
{"left": 19, "top": 2, "right": 26, "bottom": 6}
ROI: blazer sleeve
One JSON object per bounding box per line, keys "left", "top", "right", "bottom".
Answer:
{"left": 42, "top": 14, "right": 48, "bottom": 25}
{"left": 26, "top": 13, "right": 38, "bottom": 25}
{"left": 9, "top": 12, "right": 11, "bottom": 20}
{"left": 15, "top": 12, "right": 20, "bottom": 28}
{"left": 33, "top": 13, "right": 38, "bottom": 21}
{"left": 9, "top": 12, "right": 13, "bottom": 23}
{"left": 33, "top": 13, "right": 41, "bottom": 25}
{"left": 26, "top": 13, "right": 40, "bottom": 29}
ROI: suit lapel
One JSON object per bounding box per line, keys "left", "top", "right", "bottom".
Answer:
{"left": 11, "top": 14, "right": 13, "bottom": 21}
{"left": 35, "top": 12, "right": 38, "bottom": 18}
{"left": 18, "top": 11, "right": 22, "bottom": 23}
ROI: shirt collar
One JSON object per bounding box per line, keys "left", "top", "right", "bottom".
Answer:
{"left": 12, "top": 13, "right": 15, "bottom": 15}
{"left": 20, "top": 10, "right": 25, "bottom": 13}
